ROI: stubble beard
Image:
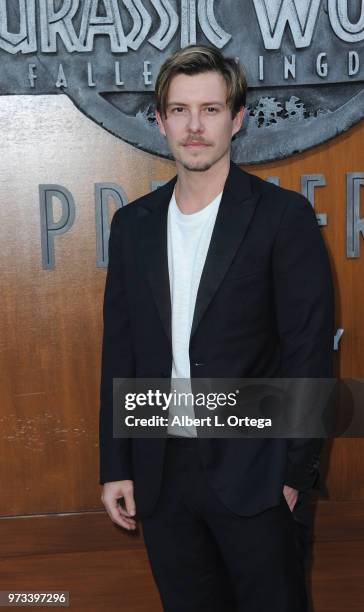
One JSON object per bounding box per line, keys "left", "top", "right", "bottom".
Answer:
{"left": 180, "top": 160, "right": 215, "bottom": 172}
{"left": 175, "top": 142, "right": 230, "bottom": 173}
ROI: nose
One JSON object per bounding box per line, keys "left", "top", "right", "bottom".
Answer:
{"left": 187, "top": 110, "right": 204, "bottom": 133}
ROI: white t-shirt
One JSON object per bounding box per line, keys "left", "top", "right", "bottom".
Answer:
{"left": 167, "top": 188, "right": 222, "bottom": 436}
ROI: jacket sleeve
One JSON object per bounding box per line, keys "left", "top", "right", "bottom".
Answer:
{"left": 99, "top": 207, "right": 135, "bottom": 484}
{"left": 272, "top": 192, "right": 335, "bottom": 491}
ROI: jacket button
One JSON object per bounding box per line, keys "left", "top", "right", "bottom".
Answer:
{"left": 193, "top": 362, "right": 205, "bottom": 367}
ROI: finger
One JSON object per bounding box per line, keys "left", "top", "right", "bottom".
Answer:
{"left": 123, "top": 491, "right": 136, "bottom": 517}
{"left": 118, "top": 506, "right": 137, "bottom": 526}
{"left": 104, "top": 499, "right": 137, "bottom": 530}
{"left": 119, "top": 505, "right": 136, "bottom": 518}
{"left": 283, "top": 492, "right": 294, "bottom": 511}
{"left": 106, "top": 506, "right": 137, "bottom": 530}
{"left": 289, "top": 495, "right": 298, "bottom": 511}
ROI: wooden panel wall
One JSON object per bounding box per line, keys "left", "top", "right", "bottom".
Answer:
{"left": 0, "top": 94, "right": 363, "bottom": 611}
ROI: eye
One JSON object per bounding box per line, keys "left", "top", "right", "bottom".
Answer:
{"left": 206, "top": 106, "right": 218, "bottom": 113}
{"left": 171, "top": 107, "right": 185, "bottom": 114}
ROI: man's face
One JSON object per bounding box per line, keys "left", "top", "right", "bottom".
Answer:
{"left": 155, "top": 71, "right": 245, "bottom": 172}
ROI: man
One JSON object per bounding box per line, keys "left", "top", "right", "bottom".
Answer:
{"left": 100, "top": 45, "right": 334, "bottom": 611}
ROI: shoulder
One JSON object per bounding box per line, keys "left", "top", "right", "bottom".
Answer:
{"left": 234, "top": 166, "right": 314, "bottom": 229}
{"left": 246, "top": 169, "right": 310, "bottom": 211}
{"left": 110, "top": 177, "right": 175, "bottom": 228}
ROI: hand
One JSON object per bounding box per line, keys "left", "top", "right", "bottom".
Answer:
{"left": 101, "top": 480, "right": 137, "bottom": 530}
{"left": 283, "top": 484, "right": 299, "bottom": 512}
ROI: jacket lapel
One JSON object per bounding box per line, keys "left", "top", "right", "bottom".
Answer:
{"left": 137, "top": 176, "right": 176, "bottom": 344}
{"left": 190, "top": 162, "right": 260, "bottom": 339}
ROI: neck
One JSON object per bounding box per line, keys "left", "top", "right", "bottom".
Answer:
{"left": 174, "top": 156, "right": 230, "bottom": 214}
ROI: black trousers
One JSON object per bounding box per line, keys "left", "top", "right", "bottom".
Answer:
{"left": 141, "top": 437, "right": 308, "bottom": 612}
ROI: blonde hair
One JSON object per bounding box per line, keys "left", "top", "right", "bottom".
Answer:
{"left": 155, "top": 44, "right": 247, "bottom": 119}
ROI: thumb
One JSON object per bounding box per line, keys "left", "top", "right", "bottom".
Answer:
{"left": 123, "top": 489, "right": 136, "bottom": 516}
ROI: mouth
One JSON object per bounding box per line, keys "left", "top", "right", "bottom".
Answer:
{"left": 183, "top": 142, "right": 211, "bottom": 148}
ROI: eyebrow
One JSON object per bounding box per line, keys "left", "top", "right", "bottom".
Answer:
{"left": 166, "top": 101, "right": 226, "bottom": 108}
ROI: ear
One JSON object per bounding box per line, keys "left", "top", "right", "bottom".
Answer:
{"left": 155, "top": 110, "right": 167, "bottom": 137}
{"left": 232, "top": 106, "right": 246, "bottom": 137}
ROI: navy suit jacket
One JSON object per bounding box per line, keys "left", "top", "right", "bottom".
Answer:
{"left": 99, "top": 161, "right": 334, "bottom": 519}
